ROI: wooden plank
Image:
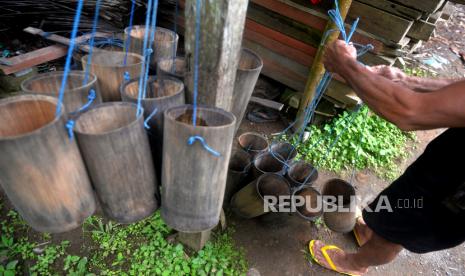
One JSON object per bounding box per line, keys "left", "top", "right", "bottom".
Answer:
{"left": 251, "top": 0, "right": 327, "bottom": 30}
{"left": 243, "top": 39, "right": 308, "bottom": 90}
{"left": 390, "top": 0, "right": 446, "bottom": 13}
{"left": 448, "top": 0, "right": 465, "bottom": 5}
{"left": 356, "top": 0, "right": 422, "bottom": 19}
{"left": 247, "top": 3, "right": 323, "bottom": 47}
{"left": 427, "top": 9, "right": 444, "bottom": 24}
{"left": 242, "top": 39, "right": 359, "bottom": 107}
{"left": 407, "top": 20, "right": 436, "bottom": 41}
{"left": 245, "top": 19, "right": 317, "bottom": 56}
{"left": 244, "top": 22, "right": 314, "bottom": 67}
{"left": 0, "top": 45, "right": 67, "bottom": 75}
{"left": 252, "top": 0, "right": 388, "bottom": 53}
{"left": 348, "top": 1, "right": 414, "bottom": 43}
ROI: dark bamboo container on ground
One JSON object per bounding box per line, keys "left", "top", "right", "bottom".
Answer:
{"left": 270, "top": 142, "right": 297, "bottom": 163}
{"left": 0, "top": 95, "right": 95, "bottom": 233}
{"left": 252, "top": 152, "right": 286, "bottom": 179}
{"left": 322, "top": 179, "right": 357, "bottom": 233}
{"left": 293, "top": 186, "right": 322, "bottom": 221}
{"left": 161, "top": 105, "right": 236, "bottom": 232}
{"left": 124, "top": 26, "right": 178, "bottom": 69}
{"left": 231, "top": 48, "right": 263, "bottom": 131}
{"left": 237, "top": 132, "right": 269, "bottom": 158}
{"left": 21, "top": 71, "right": 101, "bottom": 114}
{"left": 73, "top": 102, "right": 158, "bottom": 223}
{"left": 230, "top": 173, "right": 291, "bottom": 219}
{"left": 81, "top": 51, "right": 143, "bottom": 102}
{"left": 157, "top": 57, "right": 186, "bottom": 81}
{"left": 286, "top": 161, "right": 318, "bottom": 188}
{"left": 121, "top": 76, "right": 185, "bottom": 178}
{"left": 224, "top": 149, "right": 252, "bottom": 207}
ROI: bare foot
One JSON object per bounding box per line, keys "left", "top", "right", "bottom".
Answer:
{"left": 310, "top": 240, "right": 368, "bottom": 276}
{"left": 353, "top": 217, "right": 373, "bottom": 247}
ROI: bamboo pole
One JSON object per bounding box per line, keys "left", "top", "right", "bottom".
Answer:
{"left": 295, "top": 0, "right": 353, "bottom": 131}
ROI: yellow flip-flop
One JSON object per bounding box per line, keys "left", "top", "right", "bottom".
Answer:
{"left": 308, "top": 240, "right": 361, "bottom": 276}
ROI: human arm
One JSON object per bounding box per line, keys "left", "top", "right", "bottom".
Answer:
{"left": 369, "top": 65, "right": 458, "bottom": 92}
{"left": 324, "top": 40, "right": 465, "bottom": 131}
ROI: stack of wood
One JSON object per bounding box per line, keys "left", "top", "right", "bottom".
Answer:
{"left": 162, "top": 0, "right": 456, "bottom": 108}
{"left": 242, "top": 0, "right": 456, "bottom": 107}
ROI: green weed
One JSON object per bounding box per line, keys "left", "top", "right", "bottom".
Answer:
{"left": 295, "top": 106, "right": 415, "bottom": 179}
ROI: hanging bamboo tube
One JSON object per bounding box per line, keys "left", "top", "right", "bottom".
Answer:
{"left": 0, "top": 94, "right": 95, "bottom": 233}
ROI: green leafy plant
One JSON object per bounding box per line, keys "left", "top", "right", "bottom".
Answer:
{"left": 30, "top": 241, "right": 70, "bottom": 275}
{"left": 295, "top": 106, "right": 415, "bottom": 179}
{"left": 64, "top": 255, "right": 94, "bottom": 276}
{"left": 0, "top": 260, "right": 18, "bottom": 276}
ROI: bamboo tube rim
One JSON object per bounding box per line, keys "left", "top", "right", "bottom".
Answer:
{"left": 0, "top": 94, "right": 63, "bottom": 140}
{"left": 81, "top": 51, "right": 143, "bottom": 68}
{"left": 164, "top": 104, "right": 236, "bottom": 130}
{"left": 73, "top": 102, "right": 143, "bottom": 137}
{"left": 124, "top": 25, "right": 179, "bottom": 43}
{"left": 21, "top": 70, "right": 97, "bottom": 95}
{"left": 237, "top": 48, "right": 263, "bottom": 72}
{"left": 120, "top": 76, "right": 184, "bottom": 101}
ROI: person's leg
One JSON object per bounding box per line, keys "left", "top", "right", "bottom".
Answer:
{"left": 311, "top": 231, "right": 402, "bottom": 275}
{"left": 353, "top": 217, "right": 372, "bottom": 246}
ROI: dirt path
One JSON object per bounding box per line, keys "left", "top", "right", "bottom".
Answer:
{"left": 232, "top": 120, "right": 465, "bottom": 276}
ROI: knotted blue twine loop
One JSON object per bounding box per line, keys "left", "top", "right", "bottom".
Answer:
{"left": 70, "top": 89, "right": 97, "bottom": 116}
{"left": 124, "top": 71, "right": 131, "bottom": 82}
{"left": 66, "top": 89, "right": 97, "bottom": 139}
{"left": 136, "top": 0, "right": 155, "bottom": 117}
{"left": 144, "top": 108, "right": 158, "bottom": 129}
{"left": 185, "top": 0, "right": 221, "bottom": 157}
{"left": 187, "top": 136, "right": 221, "bottom": 157}
{"left": 66, "top": 120, "right": 75, "bottom": 139}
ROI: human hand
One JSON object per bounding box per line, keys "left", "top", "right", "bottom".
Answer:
{"left": 323, "top": 40, "right": 357, "bottom": 74}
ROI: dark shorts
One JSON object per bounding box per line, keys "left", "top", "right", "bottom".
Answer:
{"left": 362, "top": 128, "right": 465, "bottom": 254}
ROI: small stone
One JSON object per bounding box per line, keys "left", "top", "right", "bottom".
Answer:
{"left": 247, "top": 268, "right": 261, "bottom": 276}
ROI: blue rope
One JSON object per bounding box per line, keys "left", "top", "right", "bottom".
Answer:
{"left": 192, "top": 0, "right": 202, "bottom": 127}
{"left": 70, "top": 89, "right": 97, "bottom": 115}
{"left": 66, "top": 120, "right": 75, "bottom": 139}
{"left": 142, "top": 0, "right": 159, "bottom": 99}
{"left": 187, "top": 136, "right": 221, "bottom": 157}
{"left": 55, "top": 0, "right": 85, "bottom": 117}
{"left": 124, "top": 0, "right": 137, "bottom": 66}
{"left": 144, "top": 108, "right": 158, "bottom": 129}
{"left": 301, "top": 104, "right": 363, "bottom": 184}
{"left": 185, "top": 0, "right": 221, "bottom": 157}
{"left": 136, "top": 0, "right": 154, "bottom": 117}
{"left": 83, "top": 0, "right": 102, "bottom": 85}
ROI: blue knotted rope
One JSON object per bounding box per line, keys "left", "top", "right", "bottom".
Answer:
{"left": 144, "top": 108, "right": 158, "bottom": 129}
{"left": 142, "top": 0, "right": 159, "bottom": 99}
{"left": 55, "top": 0, "right": 85, "bottom": 117}
{"left": 185, "top": 0, "right": 221, "bottom": 157}
{"left": 187, "top": 136, "right": 221, "bottom": 157}
{"left": 136, "top": 0, "right": 154, "bottom": 117}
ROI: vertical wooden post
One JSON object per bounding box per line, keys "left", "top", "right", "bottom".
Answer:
{"left": 295, "top": 0, "right": 353, "bottom": 131}
{"left": 181, "top": 1, "right": 249, "bottom": 250}
{"left": 184, "top": 0, "right": 249, "bottom": 111}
